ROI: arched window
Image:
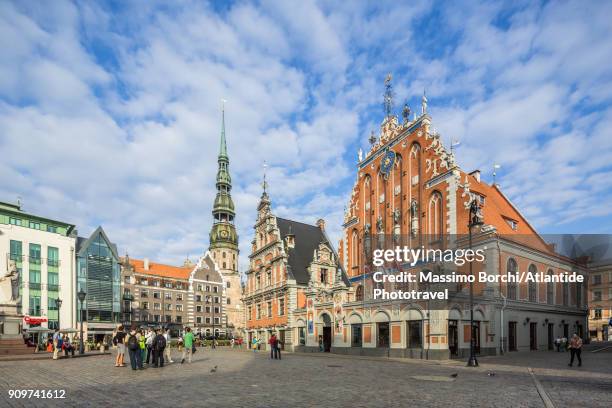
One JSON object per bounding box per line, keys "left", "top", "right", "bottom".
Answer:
{"left": 428, "top": 191, "right": 443, "bottom": 241}
{"left": 546, "top": 269, "right": 554, "bottom": 305}
{"left": 507, "top": 258, "right": 517, "bottom": 300}
{"left": 355, "top": 285, "right": 364, "bottom": 301}
{"left": 223, "top": 262, "right": 226, "bottom": 269}
{"left": 528, "top": 264, "right": 538, "bottom": 302}
{"left": 351, "top": 229, "right": 359, "bottom": 274}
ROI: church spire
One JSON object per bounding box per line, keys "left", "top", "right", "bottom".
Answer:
{"left": 209, "top": 104, "right": 238, "bottom": 254}
{"left": 219, "top": 99, "right": 228, "bottom": 160}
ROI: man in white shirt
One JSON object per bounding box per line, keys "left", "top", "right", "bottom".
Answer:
{"left": 145, "top": 328, "right": 155, "bottom": 365}
{"left": 163, "top": 328, "right": 173, "bottom": 363}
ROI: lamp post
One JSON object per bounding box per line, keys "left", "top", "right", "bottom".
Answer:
{"left": 207, "top": 295, "right": 216, "bottom": 348}
{"left": 56, "top": 298, "right": 63, "bottom": 330}
{"left": 467, "top": 199, "right": 483, "bottom": 367}
{"left": 78, "top": 289, "right": 86, "bottom": 354}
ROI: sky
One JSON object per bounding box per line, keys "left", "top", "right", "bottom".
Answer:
{"left": 1, "top": 0, "right": 612, "bottom": 271}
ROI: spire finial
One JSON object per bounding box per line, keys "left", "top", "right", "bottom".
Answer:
{"left": 421, "top": 90, "right": 428, "bottom": 115}
{"left": 262, "top": 161, "right": 268, "bottom": 194}
{"left": 219, "top": 99, "right": 228, "bottom": 159}
{"left": 383, "top": 73, "right": 394, "bottom": 117}
{"left": 368, "top": 130, "right": 377, "bottom": 145}
{"left": 493, "top": 163, "right": 501, "bottom": 186}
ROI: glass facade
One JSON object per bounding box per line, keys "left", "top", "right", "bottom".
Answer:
{"left": 77, "top": 231, "right": 120, "bottom": 324}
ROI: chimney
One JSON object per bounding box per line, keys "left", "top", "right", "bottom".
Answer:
{"left": 316, "top": 218, "right": 326, "bottom": 231}
{"left": 469, "top": 170, "right": 481, "bottom": 182}
{"left": 144, "top": 258, "right": 150, "bottom": 271}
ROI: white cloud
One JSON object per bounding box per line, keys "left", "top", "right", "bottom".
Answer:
{"left": 1, "top": 0, "right": 611, "bottom": 271}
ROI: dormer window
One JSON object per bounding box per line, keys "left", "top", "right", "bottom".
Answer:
{"left": 320, "top": 268, "right": 328, "bottom": 284}
{"left": 504, "top": 217, "right": 518, "bottom": 230}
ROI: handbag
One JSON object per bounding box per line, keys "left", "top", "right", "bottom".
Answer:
{"left": 192, "top": 345, "right": 197, "bottom": 354}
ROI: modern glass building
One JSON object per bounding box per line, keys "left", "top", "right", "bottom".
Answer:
{"left": 76, "top": 226, "right": 121, "bottom": 343}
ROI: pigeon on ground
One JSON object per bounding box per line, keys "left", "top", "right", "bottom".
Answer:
{"left": 450, "top": 373, "right": 458, "bottom": 378}
{"left": 210, "top": 365, "right": 218, "bottom": 373}
{"left": 487, "top": 371, "right": 495, "bottom": 376}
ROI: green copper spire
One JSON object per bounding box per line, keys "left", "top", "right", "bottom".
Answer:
{"left": 219, "top": 102, "right": 228, "bottom": 160}
{"left": 209, "top": 104, "right": 238, "bottom": 252}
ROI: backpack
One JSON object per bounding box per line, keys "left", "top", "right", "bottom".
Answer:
{"left": 128, "top": 334, "right": 139, "bottom": 351}
{"left": 156, "top": 334, "right": 166, "bottom": 350}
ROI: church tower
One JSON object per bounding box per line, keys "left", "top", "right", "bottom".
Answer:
{"left": 208, "top": 106, "right": 243, "bottom": 336}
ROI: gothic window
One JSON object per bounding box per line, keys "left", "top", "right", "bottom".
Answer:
{"left": 428, "top": 191, "right": 443, "bottom": 241}
{"left": 528, "top": 264, "right": 537, "bottom": 302}
{"left": 507, "top": 258, "right": 517, "bottom": 300}
{"left": 546, "top": 269, "right": 554, "bottom": 305}
{"left": 351, "top": 229, "right": 359, "bottom": 274}
{"left": 355, "top": 284, "right": 364, "bottom": 301}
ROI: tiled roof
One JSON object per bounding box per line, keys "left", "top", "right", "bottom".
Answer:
{"left": 127, "top": 258, "right": 192, "bottom": 280}
{"left": 463, "top": 171, "right": 552, "bottom": 253}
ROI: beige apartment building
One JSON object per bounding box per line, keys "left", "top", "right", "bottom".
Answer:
{"left": 120, "top": 253, "right": 227, "bottom": 337}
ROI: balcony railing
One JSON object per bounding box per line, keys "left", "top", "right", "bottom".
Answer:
{"left": 19, "top": 282, "right": 61, "bottom": 291}
{"left": 6, "top": 254, "right": 61, "bottom": 267}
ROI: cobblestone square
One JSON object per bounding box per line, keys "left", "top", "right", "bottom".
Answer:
{"left": 0, "top": 346, "right": 610, "bottom": 408}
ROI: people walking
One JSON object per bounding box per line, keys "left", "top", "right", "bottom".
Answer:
{"left": 568, "top": 333, "right": 583, "bottom": 367}
{"left": 145, "top": 328, "right": 155, "bottom": 365}
{"left": 153, "top": 329, "right": 166, "bottom": 368}
{"left": 113, "top": 325, "right": 127, "bottom": 367}
{"left": 163, "top": 328, "right": 174, "bottom": 363}
{"left": 269, "top": 334, "right": 277, "bottom": 359}
{"left": 554, "top": 337, "right": 561, "bottom": 352}
{"left": 252, "top": 337, "right": 258, "bottom": 352}
{"left": 127, "top": 326, "right": 143, "bottom": 370}
{"left": 275, "top": 337, "right": 282, "bottom": 360}
{"left": 181, "top": 327, "right": 195, "bottom": 364}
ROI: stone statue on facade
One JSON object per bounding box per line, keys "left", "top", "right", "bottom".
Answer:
{"left": 0, "top": 260, "right": 20, "bottom": 304}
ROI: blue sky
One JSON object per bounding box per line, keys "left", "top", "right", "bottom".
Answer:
{"left": 1, "top": 0, "right": 612, "bottom": 270}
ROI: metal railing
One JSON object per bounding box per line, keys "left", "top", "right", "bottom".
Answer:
{"left": 6, "top": 253, "right": 61, "bottom": 267}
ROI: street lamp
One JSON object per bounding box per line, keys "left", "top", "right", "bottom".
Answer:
{"left": 56, "top": 298, "right": 63, "bottom": 330}
{"left": 207, "top": 295, "right": 216, "bottom": 348}
{"left": 77, "top": 289, "right": 86, "bottom": 354}
{"left": 467, "top": 199, "right": 483, "bottom": 367}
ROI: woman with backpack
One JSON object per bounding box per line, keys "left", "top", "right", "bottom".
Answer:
{"left": 127, "top": 326, "right": 143, "bottom": 370}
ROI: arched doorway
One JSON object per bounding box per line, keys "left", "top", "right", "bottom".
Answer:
{"left": 320, "top": 313, "right": 332, "bottom": 352}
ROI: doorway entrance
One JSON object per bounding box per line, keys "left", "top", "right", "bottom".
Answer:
{"left": 448, "top": 320, "right": 458, "bottom": 356}
{"left": 320, "top": 313, "right": 332, "bottom": 352}
{"left": 377, "top": 322, "right": 390, "bottom": 348}
{"left": 530, "top": 322, "right": 538, "bottom": 350}
{"left": 547, "top": 323, "right": 554, "bottom": 350}
{"left": 508, "top": 322, "right": 517, "bottom": 351}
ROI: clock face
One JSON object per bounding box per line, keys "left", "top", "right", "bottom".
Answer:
{"left": 220, "top": 230, "right": 228, "bottom": 238}
{"left": 380, "top": 150, "right": 395, "bottom": 177}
